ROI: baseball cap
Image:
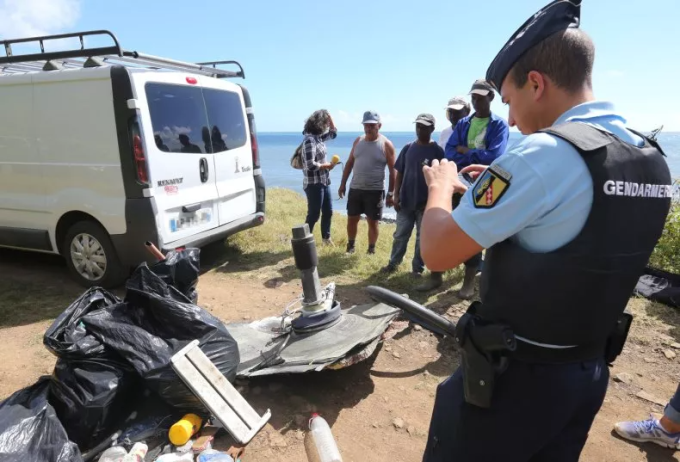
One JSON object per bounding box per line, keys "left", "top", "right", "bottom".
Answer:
{"left": 414, "top": 113, "right": 436, "bottom": 127}
{"left": 362, "top": 110, "right": 381, "bottom": 124}
{"left": 469, "top": 79, "right": 495, "bottom": 96}
{"left": 446, "top": 96, "right": 470, "bottom": 111}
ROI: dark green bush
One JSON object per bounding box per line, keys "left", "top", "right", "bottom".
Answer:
{"left": 648, "top": 181, "right": 680, "bottom": 273}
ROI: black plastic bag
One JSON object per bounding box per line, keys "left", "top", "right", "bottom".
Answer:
{"left": 43, "top": 288, "right": 139, "bottom": 450}
{"left": 84, "top": 264, "right": 240, "bottom": 411}
{"left": 49, "top": 356, "right": 140, "bottom": 450}
{"left": 635, "top": 265, "right": 680, "bottom": 308}
{"left": 0, "top": 377, "right": 83, "bottom": 462}
{"left": 43, "top": 287, "right": 121, "bottom": 358}
{"left": 149, "top": 248, "right": 201, "bottom": 303}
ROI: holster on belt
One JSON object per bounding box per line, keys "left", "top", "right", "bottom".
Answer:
{"left": 454, "top": 302, "right": 517, "bottom": 408}
{"left": 604, "top": 308, "right": 633, "bottom": 365}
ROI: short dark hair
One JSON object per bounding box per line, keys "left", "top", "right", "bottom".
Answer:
{"left": 509, "top": 28, "right": 595, "bottom": 93}
{"left": 303, "top": 109, "right": 330, "bottom": 136}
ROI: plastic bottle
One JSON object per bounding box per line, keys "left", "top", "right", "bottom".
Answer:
{"left": 305, "top": 414, "right": 342, "bottom": 462}
{"left": 197, "top": 448, "right": 235, "bottom": 462}
{"left": 155, "top": 452, "right": 196, "bottom": 462}
{"left": 121, "top": 442, "right": 148, "bottom": 462}
{"left": 169, "top": 413, "right": 203, "bottom": 446}
{"left": 98, "top": 446, "right": 127, "bottom": 462}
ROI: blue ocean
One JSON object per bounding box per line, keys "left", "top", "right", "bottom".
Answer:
{"left": 257, "top": 131, "right": 680, "bottom": 219}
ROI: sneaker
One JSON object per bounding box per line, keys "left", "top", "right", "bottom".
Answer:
{"left": 613, "top": 416, "right": 680, "bottom": 449}
{"left": 367, "top": 246, "right": 376, "bottom": 255}
{"left": 410, "top": 271, "right": 423, "bottom": 279}
{"left": 346, "top": 243, "right": 355, "bottom": 254}
{"left": 322, "top": 238, "right": 335, "bottom": 247}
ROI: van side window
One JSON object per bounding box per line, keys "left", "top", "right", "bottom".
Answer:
{"left": 146, "top": 83, "right": 209, "bottom": 154}
{"left": 203, "top": 88, "right": 247, "bottom": 153}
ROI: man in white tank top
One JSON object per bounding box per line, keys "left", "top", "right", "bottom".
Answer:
{"left": 338, "top": 111, "right": 397, "bottom": 254}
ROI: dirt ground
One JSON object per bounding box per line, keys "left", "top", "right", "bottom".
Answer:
{"left": 2, "top": 247, "right": 680, "bottom": 462}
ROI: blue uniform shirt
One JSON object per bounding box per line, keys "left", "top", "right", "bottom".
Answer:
{"left": 452, "top": 101, "right": 644, "bottom": 253}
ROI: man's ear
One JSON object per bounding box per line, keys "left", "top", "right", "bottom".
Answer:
{"left": 527, "top": 70, "right": 546, "bottom": 100}
{"left": 488, "top": 92, "right": 495, "bottom": 102}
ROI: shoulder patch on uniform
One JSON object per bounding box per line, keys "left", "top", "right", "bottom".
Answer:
{"left": 472, "top": 167, "right": 511, "bottom": 209}
{"left": 489, "top": 164, "right": 512, "bottom": 181}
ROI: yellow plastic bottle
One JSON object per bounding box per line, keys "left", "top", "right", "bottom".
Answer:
{"left": 168, "top": 413, "right": 203, "bottom": 446}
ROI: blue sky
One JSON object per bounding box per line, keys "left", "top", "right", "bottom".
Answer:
{"left": 1, "top": 0, "right": 679, "bottom": 132}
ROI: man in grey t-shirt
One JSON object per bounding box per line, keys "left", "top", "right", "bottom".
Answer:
{"left": 338, "top": 111, "right": 397, "bottom": 254}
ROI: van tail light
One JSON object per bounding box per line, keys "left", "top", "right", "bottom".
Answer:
{"left": 247, "top": 113, "right": 260, "bottom": 170}
{"left": 133, "top": 135, "right": 148, "bottom": 183}
{"left": 129, "top": 119, "right": 149, "bottom": 185}
{"left": 239, "top": 85, "right": 261, "bottom": 172}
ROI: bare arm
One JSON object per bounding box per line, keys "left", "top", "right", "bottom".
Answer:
{"left": 420, "top": 160, "right": 482, "bottom": 271}
{"left": 338, "top": 137, "right": 360, "bottom": 198}
{"left": 320, "top": 114, "right": 338, "bottom": 142}
{"left": 385, "top": 140, "right": 397, "bottom": 194}
{"left": 393, "top": 171, "right": 403, "bottom": 211}
{"left": 420, "top": 202, "right": 483, "bottom": 271}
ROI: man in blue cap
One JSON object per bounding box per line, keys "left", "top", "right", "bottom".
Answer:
{"left": 419, "top": 0, "right": 673, "bottom": 461}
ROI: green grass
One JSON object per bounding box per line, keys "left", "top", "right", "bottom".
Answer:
{"left": 648, "top": 196, "right": 680, "bottom": 274}
{"left": 218, "top": 188, "right": 465, "bottom": 298}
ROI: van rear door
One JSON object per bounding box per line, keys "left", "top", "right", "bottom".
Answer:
{"left": 134, "top": 75, "right": 221, "bottom": 247}
{"left": 199, "top": 81, "right": 257, "bottom": 226}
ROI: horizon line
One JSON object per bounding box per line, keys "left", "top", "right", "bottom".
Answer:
{"left": 257, "top": 130, "right": 679, "bottom": 134}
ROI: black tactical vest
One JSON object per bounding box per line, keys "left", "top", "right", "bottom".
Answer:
{"left": 478, "top": 122, "right": 672, "bottom": 362}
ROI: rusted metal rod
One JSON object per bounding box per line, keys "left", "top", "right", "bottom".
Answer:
{"left": 145, "top": 241, "right": 165, "bottom": 261}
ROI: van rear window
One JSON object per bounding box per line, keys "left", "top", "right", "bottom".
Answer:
{"left": 146, "top": 82, "right": 247, "bottom": 154}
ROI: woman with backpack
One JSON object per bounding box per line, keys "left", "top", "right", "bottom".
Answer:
{"left": 296, "top": 109, "right": 338, "bottom": 244}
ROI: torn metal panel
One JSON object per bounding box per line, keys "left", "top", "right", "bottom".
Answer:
{"left": 226, "top": 302, "right": 400, "bottom": 377}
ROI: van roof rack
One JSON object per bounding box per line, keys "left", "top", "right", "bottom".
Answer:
{"left": 0, "top": 29, "right": 245, "bottom": 79}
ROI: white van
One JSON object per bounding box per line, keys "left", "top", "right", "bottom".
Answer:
{"left": 0, "top": 30, "right": 266, "bottom": 288}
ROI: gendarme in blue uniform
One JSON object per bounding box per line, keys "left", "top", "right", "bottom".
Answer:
{"left": 422, "top": 2, "right": 672, "bottom": 461}
{"left": 424, "top": 101, "right": 672, "bottom": 462}
{"left": 453, "top": 101, "right": 642, "bottom": 253}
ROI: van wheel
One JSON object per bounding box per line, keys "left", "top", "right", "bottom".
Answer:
{"left": 62, "top": 221, "right": 127, "bottom": 289}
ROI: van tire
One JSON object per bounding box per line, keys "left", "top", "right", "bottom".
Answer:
{"left": 62, "top": 220, "right": 128, "bottom": 289}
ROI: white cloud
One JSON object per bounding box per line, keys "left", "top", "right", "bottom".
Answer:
{"left": 0, "top": 0, "right": 81, "bottom": 39}
{"left": 157, "top": 125, "right": 192, "bottom": 141}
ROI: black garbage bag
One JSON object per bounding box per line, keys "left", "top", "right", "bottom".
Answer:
{"left": 0, "top": 377, "right": 83, "bottom": 462}
{"left": 635, "top": 266, "right": 680, "bottom": 308}
{"left": 49, "top": 356, "right": 140, "bottom": 450}
{"left": 149, "top": 248, "right": 200, "bottom": 303}
{"left": 83, "top": 264, "right": 240, "bottom": 411}
{"left": 43, "top": 287, "right": 121, "bottom": 358}
{"left": 43, "top": 288, "right": 140, "bottom": 451}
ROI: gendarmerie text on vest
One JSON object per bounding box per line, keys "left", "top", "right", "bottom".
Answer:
{"left": 603, "top": 181, "right": 673, "bottom": 198}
